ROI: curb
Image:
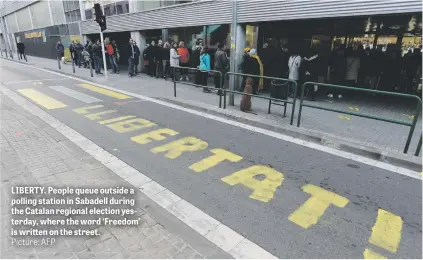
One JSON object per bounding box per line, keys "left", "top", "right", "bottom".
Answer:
{"left": 158, "top": 97, "right": 422, "bottom": 172}
{"left": 1, "top": 56, "right": 35, "bottom": 65}
{"left": 6, "top": 59, "right": 422, "bottom": 172}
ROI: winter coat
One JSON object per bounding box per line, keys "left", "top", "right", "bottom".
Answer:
{"left": 17, "top": 42, "right": 25, "bottom": 53}
{"left": 56, "top": 44, "right": 64, "bottom": 54}
{"left": 170, "top": 48, "right": 180, "bottom": 67}
{"left": 242, "top": 55, "right": 260, "bottom": 76}
{"left": 177, "top": 47, "right": 190, "bottom": 64}
{"left": 214, "top": 49, "right": 229, "bottom": 72}
{"left": 199, "top": 53, "right": 211, "bottom": 71}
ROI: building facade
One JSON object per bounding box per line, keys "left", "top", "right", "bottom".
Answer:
{"left": 1, "top": 0, "right": 422, "bottom": 66}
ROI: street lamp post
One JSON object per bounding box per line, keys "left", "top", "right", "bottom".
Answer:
{"left": 229, "top": 1, "right": 238, "bottom": 106}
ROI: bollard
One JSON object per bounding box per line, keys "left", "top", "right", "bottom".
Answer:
{"left": 89, "top": 60, "right": 93, "bottom": 77}
{"left": 72, "top": 57, "right": 75, "bottom": 73}
{"left": 57, "top": 57, "right": 61, "bottom": 70}
{"left": 24, "top": 53, "right": 27, "bottom": 62}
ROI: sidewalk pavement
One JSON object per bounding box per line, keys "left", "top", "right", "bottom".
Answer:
{"left": 0, "top": 93, "right": 230, "bottom": 259}
{"left": 3, "top": 55, "right": 422, "bottom": 156}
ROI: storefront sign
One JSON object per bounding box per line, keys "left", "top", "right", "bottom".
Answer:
{"left": 25, "top": 32, "right": 43, "bottom": 39}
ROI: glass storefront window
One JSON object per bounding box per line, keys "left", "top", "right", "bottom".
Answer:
{"left": 116, "top": 1, "right": 129, "bottom": 14}
{"left": 104, "top": 3, "right": 116, "bottom": 16}
{"left": 85, "top": 9, "right": 93, "bottom": 19}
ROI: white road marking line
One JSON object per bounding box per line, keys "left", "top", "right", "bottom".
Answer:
{"left": 3, "top": 59, "right": 421, "bottom": 180}
{"left": 2, "top": 78, "right": 70, "bottom": 84}
{"left": 49, "top": 85, "right": 102, "bottom": 104}
{"left": 0, "top": 83, "right": 277, "bottom": 259}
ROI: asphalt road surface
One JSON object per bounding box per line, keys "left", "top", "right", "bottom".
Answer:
{"left": 1, "top": 59, "right": 421, "bottom": 259}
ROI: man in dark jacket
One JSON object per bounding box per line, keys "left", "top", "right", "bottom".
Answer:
{"left": 75, "top": 40, "right": 84, "bottom": 67}
{"left": 17, "top": 40, "right": 26, "bottom": 61}
{"left": 56, "top": 41, "right": 65, "bottom": 63}
{"left": 69, "top": 41, "right": 77, "bottom": 65}
{"left": 127, "top": 38, "right": 136, "bottom": 77}
{"left": 155, "top": 40, "right": 165, "bottom": 78}
{"left": 92, "top": 40, "right": 103, "bottom": 75}
{"left": 213, "top": 43, "right": 228, "bottom": 94}
{"left": 133, "top": 41, "right": 140, "bottom": 75}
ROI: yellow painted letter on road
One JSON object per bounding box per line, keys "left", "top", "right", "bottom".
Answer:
{"left": 131, "top": 128, "right": 179, "bottom": 145}
{"left": 221, "top": 165, "right": 283, "bottom": 203}
{"left": 85, "top": 110, "right": 117, "bottom": 120}
{"left": 98, "top": 115, "right": 136, "bottom": 124}
{"left": 107, "top": 118, "right": 156, "bottom": 133}
{"left": 151, "top": 136, "right": 208, "bottom": 159}
{"left": 18, "top": 89, "right": 67, "bottom": 110}
{"left": 73, "top": 105, "right": 104, "bottom": 115}
{"left": 363, "top": 249, "right": 386, "bottom": 259}
{"left": 288, "top": 184, "right": 349, "bottom": 229}
{"left": 189, "top": 148, "right": 243, "bottom": 173}
{"left": 369, "top": 209, "right": 403, "bottom": 253}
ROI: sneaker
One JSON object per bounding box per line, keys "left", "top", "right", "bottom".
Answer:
{"left": 179, "top": 77, "right": 183, "bottom": 81}
{"left": 185, "top": 76, "right": 189, "bottom": 81}
{"left": 327, "top": 93, "right": 333, "bottom": 98}
{"left": 338, "top": 94, "right": 343, "bottom": 99}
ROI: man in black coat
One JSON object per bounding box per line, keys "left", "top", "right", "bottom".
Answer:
{"left": 17, "top": 40, "right": 26, "bottom": 61}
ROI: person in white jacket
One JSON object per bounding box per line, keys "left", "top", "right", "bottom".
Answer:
{"left": 169, "top": 42, "right": 180, "bottom": 80}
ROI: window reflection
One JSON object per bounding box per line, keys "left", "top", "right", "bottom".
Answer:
{"left": 116, "top": 1, "right": 129, "bottom": 14}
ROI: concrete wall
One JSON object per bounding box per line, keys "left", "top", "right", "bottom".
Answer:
{"left": 15, "top": 8, "right": 32, "bottom": 32}
{"left": 30, "top": 0, "right": 51, "bottom": 29}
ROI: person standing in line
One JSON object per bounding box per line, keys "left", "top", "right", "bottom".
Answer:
{"left": 178, "top": 41, "right": 190, "bottom": 81}
{"left": 17, "top": 40, "right": 26, "bottom": 61}
{"left": 75, "top": 40, "right": 84, "bottom": 67}
{"left": 155, "top": 39, "right": 165, "bottom": 78}
{"left": 213, "top": 43, "right": 229, "bottom": 95}
{"left": 92, "top": 40, "right": 103, "bottom": 75}
{"left": 127, "top": 38, "right": 136, "bottom": 77}
{"left": 361, "top": 47, "right": 377, "bottom": 90}
{"left": 198, "top": 47, "right": 211, "bottom": 92}
{"left": 328, "top": 45, "right": 346, "bottom": 98}
{"left": 163, "top": 42, "right": 171, "bottom": 80}
{"left": 133, "top": 41, "right": 141, "bottom": 75}
{"left": 301, "top": 48, "right": 320, "bottom": 101}
{"left": 287, "top": 48, "right": 302, "bottom": 97}
{"left": 170, "top": 42, "right": 180, "bottom": 81}
{"left": 248, "top": 49, "right": 264, "bottom": 93}
{"left": 147, "top": 41, "right": 156, "bottom": 77}
{"left": 105, "top": 38, "right": 119, "bottom": 74}
{"left": 69, "top": 41, "right": 78, "bottom": 66}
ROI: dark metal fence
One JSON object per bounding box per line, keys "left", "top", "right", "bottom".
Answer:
{"left": 224, "top": 72, "right": 297, "bottom": 125}
{"left": 297, "top": 82, "right": 422, "bottom": 154}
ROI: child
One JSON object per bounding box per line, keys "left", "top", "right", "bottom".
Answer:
{"left": 240, "top": 77, "right": 254, "bottom": 113}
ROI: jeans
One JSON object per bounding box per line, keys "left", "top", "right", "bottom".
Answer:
{"left": 155, "top": 60, "right": 164, "bottom": 78}
{"left": 18, "top": 52, "right": 27, "bottom": 61}
{"left": 108, "top": 55, "right": 119, "bottom": 72}
{"left": 94, "top": 56, "right": 102, "bottom": 74}
{"left": 128, "top": 57, "right": 135, "bottom": 76}
{"left": 164, "top": 61, "right": 170, "bottom": 78}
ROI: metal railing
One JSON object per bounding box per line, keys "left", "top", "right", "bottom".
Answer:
{"left": 172, "top": 66, "right": 224, "bottom": 108}
{"left": 297, "top": 82, "right": 422, "bottom": 154}
{"left": 224, "top": 72, "right": 297, "bottom": 125}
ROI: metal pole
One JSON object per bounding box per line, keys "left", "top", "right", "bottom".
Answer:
{"left": 229, "top": 1, "right": 237, "bottom": 106}
{"left": 72, "top": 53, "right": 75, "bottom": 73}
{"left": 415, "top": 135, "right": 422, "bottom": 156}
{"left": 57, "top": 56, "right": 61, "bottom": 69}
{"left": 89, "top": 60, "right": 93, "bottom": 77}
{"left": 99, "top": 30, "right": 108, "bottom": 79}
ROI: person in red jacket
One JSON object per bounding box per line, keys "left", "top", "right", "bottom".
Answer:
{"left": 177, "top": 41, "right": 190, "bottom": 81}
